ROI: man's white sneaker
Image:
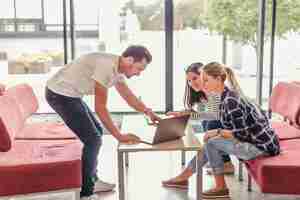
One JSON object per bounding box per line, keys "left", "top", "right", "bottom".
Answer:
{"left": 80, "top": 194, "right": 100, "bottom": 200}
{"left": 94, "top": 180, "right": 116, "bottom": 192}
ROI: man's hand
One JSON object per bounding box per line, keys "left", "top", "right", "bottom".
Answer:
{"left": 118, "top": 133, "right": 141, "bottom": 144}
{"left": 148, "top": 111, "right": 162, "bottom": 123}
{"left": 144, "top": 108, "right": 161, "bottom": 124}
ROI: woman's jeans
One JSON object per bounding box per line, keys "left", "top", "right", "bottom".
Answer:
{"left": 46, "top": 88, "right": 103, "bottom": 197}
{"left": 188, "top": 120, "right": 230, "bottom": 173}
{"left": 197, "top": 138, "right": 264, "bottom": 175}
{"left": 188, "top": 120, "right": 264, "bottom": 174}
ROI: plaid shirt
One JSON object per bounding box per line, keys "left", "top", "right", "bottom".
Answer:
{"left": 219, "top": 87, "right": 280, "bottom": 156}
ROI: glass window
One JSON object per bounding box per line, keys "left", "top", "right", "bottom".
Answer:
{"left": 16, "top": 0, "right": 42, "bottom": 19}
{"left": 0, "top": 0, "right": 64, "bottom": 113}
{"left": 44, "top": 0, "right": 63, "bottom": 26}
{"left": 264, "top": 0, "right": 300, "bottom": 108}
{"left": 173, "top": 0, "right": 222, "bottom": 110}
{"left": 75, "top": 0, "right": 166, "bottom": 112}
{"left": 0, "top": 0, "right": 14, "bottom": 18}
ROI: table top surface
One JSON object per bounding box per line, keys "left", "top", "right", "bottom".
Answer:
{"left": 118, "top": 115, "right": 204, "bottom": 152}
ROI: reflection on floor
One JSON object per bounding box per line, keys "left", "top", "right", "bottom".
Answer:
{"left": 28, "top": 114, "right": 300, "bottom": 200}
{"left": 98, "top": 135, "right": 299, "bottom": 200}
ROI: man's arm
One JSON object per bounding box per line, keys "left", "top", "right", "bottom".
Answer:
{"left": 114, "top": 81, "right": 148, "bottom": 113}
{"left": 94, "top": 81, "right": 122, "bottom": 140}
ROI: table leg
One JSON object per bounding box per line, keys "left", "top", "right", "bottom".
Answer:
{"left": 196, "top": 151, "right": 203, "bottom": 200}
{"left": 125, "top": 152, "right": 129, "bottom": 168}
{"left": 181, "top": 150, "right": 186, "bottom": 166}
{"left": 239, "top": 160, "right": 243, "bottom": 181}
{"left": 118, "top": 150, "right": 125, "bottom": 200}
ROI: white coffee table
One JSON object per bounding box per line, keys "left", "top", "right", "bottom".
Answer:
{"left": 118, "top": 115, "right": 204, "bottom": 200}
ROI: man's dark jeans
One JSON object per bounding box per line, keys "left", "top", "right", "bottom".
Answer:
{"left": 46, "top": 88, "right": 103, "bottom": 197}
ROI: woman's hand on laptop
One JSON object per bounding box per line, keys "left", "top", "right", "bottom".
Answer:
{"left": 118, "top": 133, "right": 141, "bottom": 144}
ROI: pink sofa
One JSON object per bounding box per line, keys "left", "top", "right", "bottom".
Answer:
{"left": 4, "top": 84, "right": 77, "bottom": 140}
{"left": 245, "top": 82, "right": 300, "bottom": 194}
{"left": 0, "top": 84, "right": 82, "bottom": 197}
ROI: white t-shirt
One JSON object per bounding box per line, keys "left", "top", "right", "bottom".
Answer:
{"left": 46, "top": 53, "right": 125, "bottom": 98}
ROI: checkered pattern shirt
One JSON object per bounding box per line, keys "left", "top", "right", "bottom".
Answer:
{"left": 219, "top": 87, "right": 280, "bottom": 156}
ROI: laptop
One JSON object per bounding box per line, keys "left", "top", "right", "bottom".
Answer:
{"left": 139, "top": 115, "right": 190, "bottom": 145}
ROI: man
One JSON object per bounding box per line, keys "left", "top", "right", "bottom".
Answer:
{"left": 45, "top": 45, "right": 161, "bottom": 200}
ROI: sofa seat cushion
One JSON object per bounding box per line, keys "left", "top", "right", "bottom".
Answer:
{"left": 15, "top": 122, "right": 77, "bottom": 140}
{"left": 246, "top": 139, "right": 300, "bottom": 194}
{"left": 0, "top": 140, "right": 82, "bottom": 196}
{"left": 272, "top": 121, "right": 300, "bottom": 140}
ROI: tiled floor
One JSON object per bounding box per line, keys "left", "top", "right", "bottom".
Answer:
{"left": 28, "top": 114, "right": 300, "bottom": 200}
{"left": 96, "top": 135, "right": 300, "bottom": 200}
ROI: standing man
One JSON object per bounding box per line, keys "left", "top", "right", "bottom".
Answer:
{"left": 45, "top": 45, "right": 161, "bottom": 200}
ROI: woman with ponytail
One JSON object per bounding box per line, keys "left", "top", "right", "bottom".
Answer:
{"left": 194, "top": 62, "right": 280, "bottom": 198}
{"left": 162, "top": 62, "right": 235, "bottom": 190}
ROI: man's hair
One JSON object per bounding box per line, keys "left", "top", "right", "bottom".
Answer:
{"left": 122, "top": 45, "right": 152, "bottom": 63}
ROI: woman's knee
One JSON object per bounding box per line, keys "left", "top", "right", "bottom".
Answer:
{"left": 204, "top": 139, "right": 222, "bottom": 154}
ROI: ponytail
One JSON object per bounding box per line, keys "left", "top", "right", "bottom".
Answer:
{"left": 223, "top": 67, "right": 245, "bottom": 98}
{"left": 224, "top": 67, "right": 264, "bottom": 115}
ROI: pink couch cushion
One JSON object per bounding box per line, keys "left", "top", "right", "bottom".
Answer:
{"left": 272, "top": 121, "right": 300, "bottom": 140}
{"left": 246, "top": 139, "right": 300, "bottom": 194}
{"left": 0, "top": 140, "right": 82, "bottom": 196}
{"left": 270, "top": 82, "right": 300, "bottom": 125}
{"left": 0, "top": 95, "right": 23, "bottom": 150}
{"left": 16, "top": 122, "right": 77, "bottom": 140}
{"left": 0, "top": 118, "right": 11, "bottom": 152}
{"left": 4, "top": 84, "right": 38, "bottom": 121}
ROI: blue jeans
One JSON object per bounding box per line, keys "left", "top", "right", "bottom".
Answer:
{"left": 198, "top": 138, "right": 265, "bottom": 174}
{"left": 202, "top": 120, "right": 231, "bottom": 163}
{"left": 188, "top": 120, "right": 230, "bottom": 173}
{"left": 45, "top": 88, "right": 103, "bottom": 197}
